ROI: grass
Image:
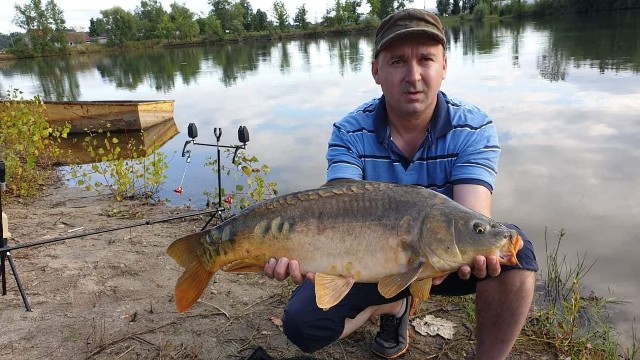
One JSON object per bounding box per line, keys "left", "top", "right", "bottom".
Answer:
{"left": 415, "top": 227, "right": 640, "bottom": 359}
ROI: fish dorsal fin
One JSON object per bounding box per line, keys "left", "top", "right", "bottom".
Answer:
{"left": 409, "top": 278, "right": 433, "bottom": 301}
{"left": 224, "top": 258, "right": 265, "bottom": 273}
{"left": 378, "top": 259, "right": 425, "bottom": 298}
{"left": 314, "top": 273, "right": 355, "bottom": 310}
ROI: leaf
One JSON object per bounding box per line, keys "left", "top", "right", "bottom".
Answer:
{"left": 270, "top": 316, "right": 283, "bottom": 327}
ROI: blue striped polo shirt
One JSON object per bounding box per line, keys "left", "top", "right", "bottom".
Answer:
{"left": 326, "top": 91, "right": 500, "bottom": 199}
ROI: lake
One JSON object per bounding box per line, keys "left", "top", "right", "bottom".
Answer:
{"left": 1, "top": 10, "right": 639, "bottom": 347}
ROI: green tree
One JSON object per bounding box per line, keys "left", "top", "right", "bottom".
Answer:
{"left": 100, "top": 7, "right": 139, "bottom": 46}
{"left": 13, "top": 0, "right": 68, "bottom": 54}
{"left": 373, "top": 0, "right": 411, "bottom": 20}
{"left": 293, "top": 4, "right": 309, "bottom": 30}
{"left": 236, "top": 0, "right": 254, "bottom": 31}
{"left": 200, "top": 14, "right": 223, "bottom": 41}
{"left": 272, "top": 1, "right": 289, "bottom": 32}
{"left": 251, "top": 9, "right": 269, "bottom": 31}
{"left": 461, "top": 0, "right": 477, "bottom": 13}
{"left": 134, "top": 0, "right": 168, "bottom": 40}
{"left": 324, "top": 0, "right": 362, "bottom": 27}
{"left": 88, "top": 17, "right": 106, "bottom": 37}
{"left": 0, "top": 33, "right": 20, "bottom": 50}
{"left": 437, "top": 0, "right": 451, "bottom": 15}
{"left": 452, "top": 0, "right": 461, "bottom": 14}
{"left": 366, "top": 0, "right": 381, "bottom": 16}
{"left": 169, "top": 2, "right": 199, "bottom": 40}
{"left": 344, "top": 0, "right": 362, "bottom": 25}
{"left": 209, "top": 0, "right": 233, "bottom": 32}
{"left": 156, "top": 13, "right": 175, "bottom": 40}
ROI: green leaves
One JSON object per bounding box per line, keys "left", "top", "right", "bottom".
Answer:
{"left": 67, "top": 130, "right": 169, "bottom": 202}
{"left": 204, "top": 149, "right": 278, "bottom": 211}
{"left": 0, "top": 88, "right": 70, "bottom": 199}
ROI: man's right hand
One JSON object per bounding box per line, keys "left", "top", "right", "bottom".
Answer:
{"left": 264, "top": 257, "right": 315, "bottom": 285}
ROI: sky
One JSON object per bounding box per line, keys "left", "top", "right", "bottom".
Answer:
{"left": 0, "top": 0, "right": 437, "bottom": 34}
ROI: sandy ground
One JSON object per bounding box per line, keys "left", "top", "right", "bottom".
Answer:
{"left": 0, "top": 184, "right": 549, "bottom": 360}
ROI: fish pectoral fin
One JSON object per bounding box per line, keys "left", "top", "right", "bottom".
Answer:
{"left": 175, "top": 261, "right": 214, "bottom": 313}
{"left": 377, "top": 259, "right": 425, "bottom": 298}
{"left": 314, "top": 273, "right": 355, "bottom": 310}
{"left": 224, "top": 259, "right": 265, "bottom": 273}
{"left": 409, "top": 278, "right": 433, "bottom": 301}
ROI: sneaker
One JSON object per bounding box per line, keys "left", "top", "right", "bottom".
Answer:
{"left": 372, "top": 297, "right": 410, "bottom": 358}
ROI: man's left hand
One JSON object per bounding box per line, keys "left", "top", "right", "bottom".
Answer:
{"left": 432, "top": 255, "right": 501, "bottom": 285}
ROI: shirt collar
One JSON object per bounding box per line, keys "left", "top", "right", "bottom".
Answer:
{"left": 374, "top": 91, "right": 453, "bottom": 144}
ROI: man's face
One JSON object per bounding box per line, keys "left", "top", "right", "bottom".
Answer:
{"left": 372, "top": 35, "right": 447, "bottom": 121}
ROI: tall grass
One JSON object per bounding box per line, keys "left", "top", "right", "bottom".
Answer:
{"left": 520, "top": 228, "right": 639, "bottom": 359}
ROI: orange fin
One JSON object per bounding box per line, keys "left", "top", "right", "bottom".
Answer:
{"left": 315, "top": 273, "right": 355, "bottom": 310}
{"left": 167, "top": 233, "right": 203, "bottom": 269}
{"left": 224, "top": 259, "right": 265, "bottom": 273}
{"left": 378, "top": 259, "right": 425, "bottom": 298}
{"left": 175, "top": 261, "right": 214, "bottom": 313}
{"left": 409, "top": 278, "right": 432, "bottom": 301}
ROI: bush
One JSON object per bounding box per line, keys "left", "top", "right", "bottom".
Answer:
{"left": 0, "top": 89, "right": 70, "bottom": 199}
{"left": 473, "top": 3, "right": 489, "bottom": 21}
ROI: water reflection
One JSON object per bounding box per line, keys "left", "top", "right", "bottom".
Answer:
{"left": 533, "top": 11, "right": 640, "bottom": 80}
{"left": 1, "top": 56, "right": 81, "bottom": 100}
{"left": 327, "top": 35, "right": 368, "bottom": 75}
{"left": 55, "top": 118, "right": 179, "bottom": 165}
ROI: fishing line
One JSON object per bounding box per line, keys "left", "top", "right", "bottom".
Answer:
{"left": 175, "top": 150, "right": 191, "bottom": 194}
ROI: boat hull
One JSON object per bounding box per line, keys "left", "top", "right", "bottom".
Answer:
{"left": 43, "top": 100, "right": 175, "bottom": 133}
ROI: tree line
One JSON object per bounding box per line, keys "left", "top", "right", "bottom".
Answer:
{"left": 4, "top": 0, "right": 412, "bottom": 56}
{"left": 436, "top": 0, "right": 640, "bottom": 19}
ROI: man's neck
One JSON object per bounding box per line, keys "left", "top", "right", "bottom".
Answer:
{"left": 387, "top": 107, "right": 434, "bottom": 160}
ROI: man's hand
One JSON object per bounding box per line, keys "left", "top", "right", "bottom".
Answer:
{"left": 432, "top": 255, "right": 502, "bottom": 285}
{"left": 264, "top": 257, "right": 315, "bottom": 285}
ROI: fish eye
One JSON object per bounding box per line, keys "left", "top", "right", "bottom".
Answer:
{"left": 473, "top": 222, "right": 486, "bottom": 234}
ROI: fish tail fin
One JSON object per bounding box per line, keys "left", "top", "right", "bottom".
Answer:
{"left": 167, "top": 233, "right": 216, "bottom": 313}
{"left": 167, "top": 234, "right": 198, "bottom": 268}
{"left": 175, "top": 261, "right": 214, "bottom": 313}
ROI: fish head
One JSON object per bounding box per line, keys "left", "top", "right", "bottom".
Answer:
{"left": 418, "top": 202, "right": 522, "bottom": 273}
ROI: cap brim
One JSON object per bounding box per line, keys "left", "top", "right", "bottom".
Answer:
{"left": 376, "top": 28, "right": 446, "bottom": 57}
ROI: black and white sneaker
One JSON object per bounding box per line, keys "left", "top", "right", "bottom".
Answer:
{"left": 372, "top": 297, "right": 410, "bottom": 358}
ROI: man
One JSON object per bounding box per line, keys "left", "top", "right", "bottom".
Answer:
{"left": 265, "top": 8, "right": 538, "bottom": 359}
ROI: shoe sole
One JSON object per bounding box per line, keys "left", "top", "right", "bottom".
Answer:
{"left": 371, "top": 328, "right": 410, "bottom": 359}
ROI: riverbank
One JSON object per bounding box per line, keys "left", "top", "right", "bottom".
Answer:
{"left": 0, "top": 178, "right": 634, "bottom": 359}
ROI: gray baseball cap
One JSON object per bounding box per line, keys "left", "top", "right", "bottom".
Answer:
{"left": 374, "top": 8, "right": 446, "bottom": 57}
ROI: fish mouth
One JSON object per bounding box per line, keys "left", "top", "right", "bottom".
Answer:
{"left": 498, "top": 233, "right": 523, "bottom": 267}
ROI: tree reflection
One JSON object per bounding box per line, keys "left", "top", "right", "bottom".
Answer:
{"left": 0, "top": 56, "right": 81, "bottom": 100}
{"left": 206, "top": 42, "right": 268, "bottom": 87}
{"left": 96, "top": 48, "right": 204, "bottom": 92}
{"left": 535, "top": 11, "right": 640, "bottom": 81}
{"left": 327, "top": 35, "right": 367, "bottom": 76}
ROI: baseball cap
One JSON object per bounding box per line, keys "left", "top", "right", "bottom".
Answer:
{"left": 374, "top": 8, "right": 446, "bottom": 57}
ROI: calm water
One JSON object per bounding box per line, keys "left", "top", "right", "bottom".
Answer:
{"left": 2, "top": 11, "right": 639, "bottom": 345}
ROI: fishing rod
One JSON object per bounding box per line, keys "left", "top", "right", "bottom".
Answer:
{"left": 0, "top": 208, "right": 225, "bottom": 255}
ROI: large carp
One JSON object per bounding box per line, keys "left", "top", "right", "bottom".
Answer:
{"left": 167, "top": 180, "right": 522, "bottom": 313}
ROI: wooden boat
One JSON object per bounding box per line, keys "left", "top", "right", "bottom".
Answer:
{"left": 55, "top": 118, "right": 179, "bottom": 165}
{"left": 43, "top": 100, "right": 175, "bottom": 133}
